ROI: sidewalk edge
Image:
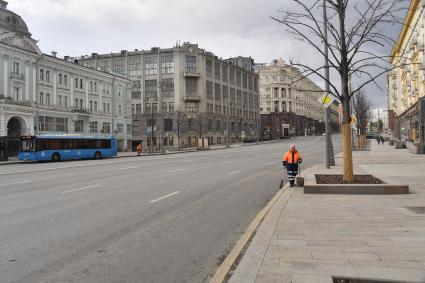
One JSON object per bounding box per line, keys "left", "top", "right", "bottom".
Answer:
{"left": 209, "top": 183, "right": 292, "bottom": 283}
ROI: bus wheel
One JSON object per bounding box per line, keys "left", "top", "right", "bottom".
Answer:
{"left": 95, "top": 151, "right": 102, "bottom": 160}
{"left": 52, "top": 153, "right": 61, "bottom": 162}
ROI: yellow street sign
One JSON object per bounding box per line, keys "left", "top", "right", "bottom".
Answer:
{"left": 350, "top": 114, "right": 356, "bottom": 127}
{"left": 318, "top": 94, "right": 334, "bottom": 108}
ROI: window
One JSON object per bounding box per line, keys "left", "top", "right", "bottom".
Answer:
{"left": 206, "top": 59, "right": 213, "bottom": 77}
{"left": 164, "top": 119, "right": 173, "bottom": 131}
{"left": 75, "top": 98, "right": 78, "bottom": 108}
{"left": 208, "top": 119, "right": 212, "bottom": 131}
{"left": 40, "top": 69, "right": 44, "bottom": 81}
{"left": 89, "top": 121, "right": 98, "bottom": 133}
{"left": 46, "top": 70, "right": 50, "bottom": 82}
{"left": 107, "top": 103, "right": 110, "bottom": 114}
{"left": 161, "top": 54, "right": 174, "bottom": 74}
{"left": 59, "top": 74, "right": 63, "bottom": 85}
{"left": 129, "top": 56, "right": 142, "bottom": 76}
{"left": 185, "top": 55, "right": 196, "bottom": 73}
{"left": 102, "top": 122, "right": 111, "bottom": 134}
{"left": 131, "top": 81, "right": 142, "bottom": 99}
{"left": 145, "top": 56, "right": 158, "bottom": 75}
{"left": 80, "top": 99, "right": 83, "bottom": 109}
{"left": 188, "top": 118, "right": 194, "bottom": 131}
{"left": 161, "top": 78, "right": 174, "bottom": 97}
{"left": 64, "top": 75, "right": 68, "bottom": 86}
{"left": 117, "top": 123, "right": 124, "bottom": 134}
{"left": 145, "top": 79, "right": 157, "bottom": 98}
{"left": 185, "top": 78, "right": 197, "bottom": 97}
{"left": 248, "top": 76, "right": 253, "bottom": 90}
{"left": 63, "top": 96, "right": 68, "bottom": 108}
{"left": 214, "top": 62, "right": 221, "bottom": 79}
{"left": 222, "top": 65, "right": 228, "bottom": 82}
{"left": 229, "top": 68, "right": 235, "bottom": 84}
{"left": 136, "top": 104, "right": 142, "bottom": 114}
{"left": 46, "top": 93, "right": 51, "bottom": 105}
{"left": 112, "top": 58, "right": 125, "bottom": 74}
{"left": 103, "top": 102, "right": 106, "bottom": 113}
{"left": 75, "top": 120, "right": 84, "bottom": 133}
{"left": 215, "top": 83, "right": 221, "bottom": 101}
{"left": 75, "top": 78, "right": 78, "bottom": 88}
{"left": 80, "top": 79, "right": 83, "bottom": 89}
{"left": 98, "top": 61, "right": 110, "bottom": 73}
{"left": 38, "top": 116, "right": 68, "bottom": 133}
{"left": 13, "top": 87, "right": 20, "bottom": 100}
{"left": 169, "top": 102, "right": 174, "bottom": 113}
{"left": 13, "top": 61, "right": 20, "bottom": 74}
{"left": 216, "top": 120, "right": 221, "bottom": 132}
{"left": 118, "top": 105, "right": 122, "bottom": 116}
{"left": 215, "top": 105, "right": 221, "bottom": 114}
{"left": 90, "top": 81, "right": 93, "bottom": 91}
{"left": 57, "top": 95, "right": 62, "bottom": 107}
{"left": 94, "top": 101, "right": 98, "bottom": 112}
{"left": 90, "top": 100, "right": 93, "bottom": 111}
{"left": 243, "top": 73, "right": 248, "bottom": 88}
{"left": 94, "top": 82, "right": 97, "bottom": 92}
{"left": 206, "top": 81, "right": 213, "bottom": 99}
{"left": 222, "top": 86, "right": 228, "bottom": 100}
{"left": 236, "top": 71, "right": 241, "bottom": 87}
{"left": 230, "top": 88, "right": 235, "bottom": 103}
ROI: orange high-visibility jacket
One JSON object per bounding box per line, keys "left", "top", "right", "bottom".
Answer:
{"left": 137, "top": 144, "right": 142, "bottom": 151}
{"left": 282, "top": 150, "right": 302, "bottom": 164}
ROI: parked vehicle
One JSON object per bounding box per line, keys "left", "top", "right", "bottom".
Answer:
{"left": 18, "top": 135, "right": 117, "bottom": 162}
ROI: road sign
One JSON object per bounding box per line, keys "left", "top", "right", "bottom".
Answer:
{"left": 318, "top": 93, "right": 335, "bottom": 108}
{"left": 350, "top": 114, "right": 356, "bottom": 127}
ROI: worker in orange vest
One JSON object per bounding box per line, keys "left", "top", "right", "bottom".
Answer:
{"left": 136, "top": 143, "right": 143, "bottom": 156}
{"left": 282, "top": 144, "right": 302, "bottom": 187}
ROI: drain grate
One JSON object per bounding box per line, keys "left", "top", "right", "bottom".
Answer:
{"left": 333, "top": 278, "right": 407, "bottom": 283}
{"left": 405, "top": 207, "right": 425, "bottom": 214}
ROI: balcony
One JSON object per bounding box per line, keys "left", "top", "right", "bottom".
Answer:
{"left": 183, "top": 71, "right": 201, "bottom": 78}
{"left": 71, "top": 107, "right": 92, "bottom": 114}
{"left": 10, "top": 72, "right": 25, "bottom": 81}
{"left": 184, "top": 95, "right": 201, "bottom": 102}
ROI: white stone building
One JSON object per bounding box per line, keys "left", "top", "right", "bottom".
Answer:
{"left": 0, "top": 1, "right": 131, "bottom": 156}
{"left": 256, "top": 59, "right": 325, "bottom": 121}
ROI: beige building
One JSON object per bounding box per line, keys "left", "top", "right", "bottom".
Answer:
{"left": 256, "top": 59, "right": 325, "bottom": 122}
{"left": 387, "top": 0, "right": 425, "bottom": 152}
{"left": 77, "top": 43, "right": 260, "bottom": 150}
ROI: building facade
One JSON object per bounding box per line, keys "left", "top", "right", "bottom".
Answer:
{"left": 256, "top": 59, "right": 336, "bottom": 138}
{"left": 388, "top": 0, "right": 425, "bottom": 153}
{"left": 77, "top": 43, "right": 260, "bottom": 150}
{"left": 0, "top": 1, "right": 131, "bottom": 158}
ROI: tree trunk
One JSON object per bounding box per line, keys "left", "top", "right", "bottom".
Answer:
{"left": 342, "top": 124, "right": 354, "bottom": 182}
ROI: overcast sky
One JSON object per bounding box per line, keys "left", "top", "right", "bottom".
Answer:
{"left": 8, "top": 0, "right": 405, "bottom": 109}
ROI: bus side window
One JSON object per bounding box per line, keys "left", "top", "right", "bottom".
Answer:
{"left": 36, "top": 140, "right": 48, "bottom": 151}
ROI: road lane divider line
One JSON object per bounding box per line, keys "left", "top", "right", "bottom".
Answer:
{"left": 264, "top": 162, "right": 274, "bottom": 166}
{"left": 228, "top": 170, "right": 242, "bottom": 176}
{"left": 149, "top": 191, "right": 180, "bottom": 203}
{"left": 61, "top": 185, "right": 101, "bottom": 194}
{"left": 0, "top": 180, "right": 31, "bottom": 187}
{"left": 168, "top": 168, "right": 187, "bottom": 173}
{"left": 118, "top": 166, "right": 140, "bottom": 170}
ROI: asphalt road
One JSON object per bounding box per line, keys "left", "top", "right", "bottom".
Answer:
{"left": 0, "top": 135, "right": 341, "bottom": 283}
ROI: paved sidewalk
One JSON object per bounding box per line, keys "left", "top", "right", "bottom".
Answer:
{"left": 230, "top": 142, "right": 425, "bottom": 283}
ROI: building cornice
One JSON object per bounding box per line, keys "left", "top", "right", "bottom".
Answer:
{"left": 390, "top": 0, "right": 421, "bottom": 61}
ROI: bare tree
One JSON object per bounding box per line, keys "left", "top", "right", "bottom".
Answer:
{"left": 272, "top": 0, "right": 407, "bottom": 182}
{"left": 352, "top": 90, "right": 373, "bottom": 148}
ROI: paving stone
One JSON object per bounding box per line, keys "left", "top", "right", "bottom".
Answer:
{"left": 255, "top": 274, "right": 284, "bottom": 283}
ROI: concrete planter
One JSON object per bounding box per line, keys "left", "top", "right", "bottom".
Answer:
{"left": 304, "top": 174, "right": 409, "bottom": 195}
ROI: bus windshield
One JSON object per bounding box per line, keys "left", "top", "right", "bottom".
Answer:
{"left": 20, "top": 137, "right": 35, "bottom": 152}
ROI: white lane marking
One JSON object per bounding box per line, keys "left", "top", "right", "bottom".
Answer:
{"left": 149, "top": 191, "right": 180, "bottom": 203}
{"left": 228, "top": 170, "right": 242, "bottom": 176}
{"left": 223, "top": 161, "right": 233, "bottom": 164}
{"left": 119, "top": 166, "right": 140, "bottom": 170}
{"left": 264, "top": 162, "right": 274, "bottom": 166}
{"left": 61, "top": 185, "right": 101, "bottom": 194}
{"left": 168, "top": 168, "right": 187, "bottom": 173}
{"left": 0, "top": 180, "right": 30, "bottom": 187}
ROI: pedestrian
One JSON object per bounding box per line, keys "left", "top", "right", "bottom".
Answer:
{"left": 136, "top": 143, "right": 143, "bottom": 156}
{"left": 282, "top": 144, "right": 302, "bottom": 187}
{"left": 381, "top": 136, "right": 385, "bottom": 145}
{"left": 376, "top": 136, "right": 381, "bottom": 144}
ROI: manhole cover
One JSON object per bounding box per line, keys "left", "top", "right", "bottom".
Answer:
{"left": 333, "top": 278, "right": 407, "bottom": 283}
{"left": 405, "top": 207, "right": 425, "bottom": 214}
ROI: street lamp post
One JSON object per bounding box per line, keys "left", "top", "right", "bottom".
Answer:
{"left": 323, "top": 0, "right": 335, "bottom": 168}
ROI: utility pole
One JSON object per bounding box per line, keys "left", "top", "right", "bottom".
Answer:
{"left": 323, "top": 0, "right": 335, "bottom": 168}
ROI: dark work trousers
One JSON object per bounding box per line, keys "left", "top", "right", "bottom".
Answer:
{"left": 287, "top": 163, "right": 299, "bottom": 186}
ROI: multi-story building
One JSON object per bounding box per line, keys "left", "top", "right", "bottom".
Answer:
{"left": 77, "top": 43, "right": 260, "bottom": 150}
{"left": 256, "top": 59, "right": 337, "bottom": 138}
{"left": 0, "top": 1, "right": 131, "bottom": 158}
{"left": 388, "top": 0, "right": 425, "bottom": 153}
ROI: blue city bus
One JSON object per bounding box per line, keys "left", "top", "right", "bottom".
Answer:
{"left": 18, "top": 135, "right": 117, "bottom": 162}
